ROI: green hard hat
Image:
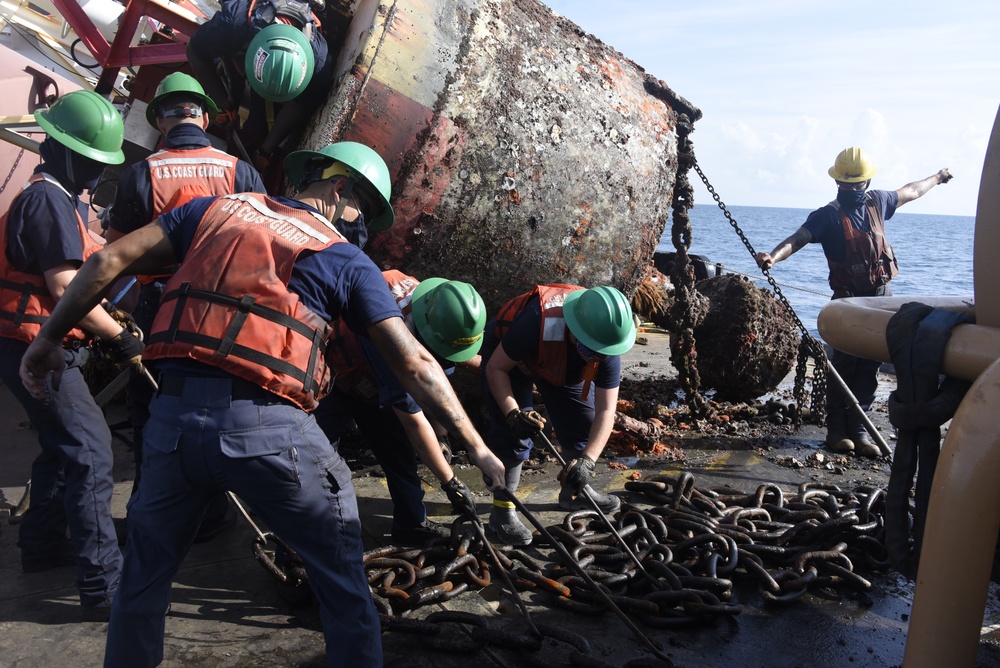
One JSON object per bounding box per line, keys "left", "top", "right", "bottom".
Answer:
{"left": 145, "top": 72, "right": 220, "bottom": 128}
{"left": 284, "top": 141, "right": 395, "bottom": 231}
{"left": 411, "top": 277, "right": 487, "bottom": 363}
{"left": 34, "top": 90, "right": 124, "bottom": 164}
{"left": 244, "top": 23, "right": 315, "bottom": 103}
{"left": 563, "top": 286, "right": 636, "bottom": 357}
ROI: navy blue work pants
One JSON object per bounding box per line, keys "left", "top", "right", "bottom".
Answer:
{"left": 0, "top": 337, "right": 121, "bottom": 606}
{"left": 313, "top": 390, "right": 427, "bottom": 528}
{"left": 104, "top": 376, "right": 381, "bottom": 668}
{"left": 826, "top": 285, "right": 891, "bottom": 430}
{"left": 124, "top": 280, "right": 163, "bottom": 486}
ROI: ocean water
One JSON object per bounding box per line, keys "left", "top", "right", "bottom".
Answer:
{"left": 657, "top": 204, "right": 977, "bottom": 336}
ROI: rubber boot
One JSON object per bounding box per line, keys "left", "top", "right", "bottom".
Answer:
{"left": 487, "top": 463, "right": 532, "bottom": 546}
{"left": 558, "top": 483, "right": 621, "bottom": 513}
{"left": 848, "top": 413, "right": 881, "bottom": 459}
{"left": 824, "top": 404, "right": 854, "bottom": 454}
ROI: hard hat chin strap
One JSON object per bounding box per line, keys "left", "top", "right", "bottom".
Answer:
{"left": 330, "top": 175, "right": 356, "bottom": 223}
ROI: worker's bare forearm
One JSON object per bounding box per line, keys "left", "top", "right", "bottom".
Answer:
{"left": 37, "top": 251, "right": 121, "bottom": 345}
{"left": 370, "top": 320, "right": 481, "bottom": 449}
{"left": 772, "top": 228, "right": 811, "bottom": 262}
{"left": 581, "top": 388, "right": 618, "bottom": 461}
{"left": 394, "top": 408, "right": 453, "bottom": 483}
{"left": 756, "top": 227, "right": 811, "bottom": 270}
{"left": 896, "top": 169, "right": 952, "bottom": 207}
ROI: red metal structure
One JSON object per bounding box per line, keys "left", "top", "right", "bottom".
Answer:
{"left": 49, "top": 0, "right": 204, "bottom": 93}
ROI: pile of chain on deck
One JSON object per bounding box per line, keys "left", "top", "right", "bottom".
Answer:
{"left": 273, "top": 471, "right": 890, "bottom": 665}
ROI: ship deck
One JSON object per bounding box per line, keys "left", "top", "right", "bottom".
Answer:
{"left": 2, "top": 332, "right": 1000, "bottom": 667}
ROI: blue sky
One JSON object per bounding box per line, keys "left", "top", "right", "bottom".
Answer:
{"left": 544, "top": 1, "right": 1000, "bottom": 217}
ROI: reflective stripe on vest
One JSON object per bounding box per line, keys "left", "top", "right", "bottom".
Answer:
{"left": 494, "top": 284, "right": 582, "bottom": 387}
{"left": 143, "top": 194, "right": 344, "bottom": 409}
{"left": 383, "top": 269, "right": 419, "bottom": 320}
{"left": 143, "top": 146, "right": 239, "bottom": 284}
{"left": 0, "top": 174, "right": 101, "bottom": 344}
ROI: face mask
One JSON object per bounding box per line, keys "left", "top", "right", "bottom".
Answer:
{"left": 576, "top": 340, "right": 607, "bottom": 364}
{"left": 837, "top": 189, "right": 867, "bottom": 209}
{"left": 67, "top": 147, "right": 105, "bottom": 193}
{"left": 334, "top": 212, "right": 368, "bottom": 250}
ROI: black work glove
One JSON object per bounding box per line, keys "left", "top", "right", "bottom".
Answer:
{"left": 99, "top": 327, "right": 144, "bottom": 368}
{"left": 442, "top": 476, "right": 478, "bottom": 521}
{"left": 560, "top": 456, "right": 596, "bottom": 496}
{"left": 505, "top": 408, "right": 546, "bottom": 439}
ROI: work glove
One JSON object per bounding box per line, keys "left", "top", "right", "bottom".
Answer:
{"left": 505, "top": 408, "right": 546, "bottom": 439}
{"left": 104, "top": 306, "right": 138, "bottom": 335}
{"left": 99, "top": 327, "right": 144, "bottom": 368}
{"left": 214, "top": 108, "right": 240, "bottom": 135}
{"left": 441, "top": 476, "right": 478, "bottom": 521}
{"left": 560, "top": 456, "right": 596, "bottom": 496}
{"left": 437, "top": 433, "right": 453, "bottom": 464}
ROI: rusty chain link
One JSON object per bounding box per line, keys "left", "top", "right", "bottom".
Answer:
{"left": 666, "top": 114, "right": 710, "bottom": 418}
{"left": 251, "top": 471, "right": 887, "bottom": 665}
{"left": 690, "top": 160, "right": 828, "bottom": 424}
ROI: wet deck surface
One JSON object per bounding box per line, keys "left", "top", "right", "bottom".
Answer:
{"left": 2, "top": 332, "right": 1000, "bottom": 667}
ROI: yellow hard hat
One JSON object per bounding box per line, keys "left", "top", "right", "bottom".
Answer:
{"left": 828, "top": 147, "right": 877, "bottom": 183}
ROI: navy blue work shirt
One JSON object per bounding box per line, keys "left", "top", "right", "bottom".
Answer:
{"left": 108, "top": 124, "right": 265, "bottom": 235}
{"left": 499, "top": 297, "right": 621, "bottom": 390}
{"left": 803, "top": 189, "right": 899, "bottom": 264}
{"left": 5, "top": 168, "right": 88, "bottom": 275}
{"left": 188, "top": 0, "right": 334, "bottom": 106}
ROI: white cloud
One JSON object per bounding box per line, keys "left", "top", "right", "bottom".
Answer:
{"left": 543, "top": 0, "right": 1000, "bottom": 216}
{"left": 720, "top": 121, "right": 766, "bottom": 152}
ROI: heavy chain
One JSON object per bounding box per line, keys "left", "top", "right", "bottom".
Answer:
{"left": 249, "top": 472, "right": 887, "bottom": 665}
{"left": 0, "top": 147, "right": 26, "bottom": 197}
{"left": 666, "top": 114, "right": 709, "bottom": 417}
{"left": 690, "top": 162, "right": 827, "bottom": 425}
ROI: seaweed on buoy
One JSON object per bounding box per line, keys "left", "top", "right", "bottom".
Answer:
{"left": 692, "top": 274, "right": 799, "bottom": 402}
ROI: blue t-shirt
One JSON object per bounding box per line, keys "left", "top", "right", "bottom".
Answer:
{"left": 498, "top": 297, "right": 621, "bottom": 389}
{"left": 5, "top": 169, "right": 86, "bottom": 274}
{"left": 157, "top": 195, "right": 400, "bottom": 337}
{"left": 802, "top": 189, "right": 899, "bottom": 264}
{"left": 108, "top": 124, "right": 265, "bottom": 235}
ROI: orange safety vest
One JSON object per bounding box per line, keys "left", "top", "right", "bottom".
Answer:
{"left": 0, "top": 174, "right": 102, "bottom": 345}
{"left": 826, "top": 197, "right": 899, "bottom": 296}
{"left": 494, "top": 284, "right": 590, "bottom": 388}
{"left": 142, "top": 146, "right": 239, "bottom": 283}
{"left": 383, "top": 269, "right": 420, "bottom": 320}
{"left": 144, "top": 193, "right": 344, "bottom": 410}
{"left": 325, "top": 269, "right": 417, "bottom": 402}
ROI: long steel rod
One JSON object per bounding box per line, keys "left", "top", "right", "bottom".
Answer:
{"left": 502, "top": 487, "right": 670, "bottom": 663}
{"left": 467, "top": 517, "right": 540, "bottom": 637}
{"left": 536, "top": 431, "right": 664, "bottom": 590}
{"left": 825, "top": 359, "right": 892, "bottom": 456}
